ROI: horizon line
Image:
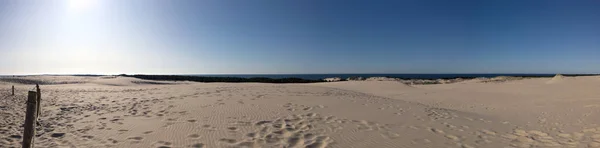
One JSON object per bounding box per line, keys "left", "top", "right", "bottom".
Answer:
{"left": 1, "top": 73, "right": 599, "bottom": 76}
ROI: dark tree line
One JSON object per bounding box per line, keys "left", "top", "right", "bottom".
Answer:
{"left": 123, "top": 75, "right": 325, "bottom": 83}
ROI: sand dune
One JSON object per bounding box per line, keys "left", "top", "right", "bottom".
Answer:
{"left": 546, "top": 74, "right": 566, "bottom": 84}
{"left": 88, "top": 77, "right": 183, "bottom": 86}
{"left": 2, "top": 76, "right": 600, "bottom": 147}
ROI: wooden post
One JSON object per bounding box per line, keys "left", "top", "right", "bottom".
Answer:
{"left": 22, "top": 91, "right": 38, "bottom": 148}
{"left": 36, "top": 84, "right": 41, "bottom": 118}
{"left": 11, "top": 85, "right": 14, "bottom": 96}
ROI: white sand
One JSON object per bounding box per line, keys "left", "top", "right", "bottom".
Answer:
{"left": 2, "top": 75, "right": 600, "bottom": 147}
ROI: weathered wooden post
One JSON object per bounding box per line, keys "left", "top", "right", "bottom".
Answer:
{"left": 11, "top": 85, "right": 14, "bottom": 95}
{"left": 22, "top": 91, "right": 38, "bottom": 148}
{"left": 36, "top": 84, "right": 41, "bottom": 118}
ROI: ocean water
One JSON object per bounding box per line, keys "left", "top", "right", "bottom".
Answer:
{"left": 189, "top": 74, "right": 564, "bottom": 80}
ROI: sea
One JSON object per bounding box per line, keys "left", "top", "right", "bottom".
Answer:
{"left": 188, "top": 74, "right": 569, "bottom": 80}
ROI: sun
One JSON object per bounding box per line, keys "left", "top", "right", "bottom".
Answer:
{"left": 68, "top": 0, "right": 96, "bottom": 12}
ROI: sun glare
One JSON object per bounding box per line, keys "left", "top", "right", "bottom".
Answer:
{"left": 68, "top": 0, "right": 96, "bottom": 12}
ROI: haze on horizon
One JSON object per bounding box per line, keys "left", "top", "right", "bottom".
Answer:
{"left": 1, "top": 0, "right": 599, "bottom": 75}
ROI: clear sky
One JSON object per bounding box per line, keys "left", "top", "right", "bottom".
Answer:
{"left": 1, "top": 0, "right": 599, "bottom": 75}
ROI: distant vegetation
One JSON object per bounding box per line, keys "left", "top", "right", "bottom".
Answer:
{"left": 0, "top": 78, "right": 47, "bottom": 85}
{"left": 0, "top": 78, "right": 84, "bottom": 85}
{"left": 123, "top": 75, "right": 325, "bottom": 83}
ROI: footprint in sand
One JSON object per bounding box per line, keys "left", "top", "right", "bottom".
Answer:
{"left": 128, "top": 136, "right": 144, "bottom": 141}
{"left": 219, "top": 138, "right": 237, "bottom": 144}
{"left": 429, "top": 128, "right": 445, "bottom": 134}
{"left": 107, "top": 138, "right": 119, "bottom": 144}
{"left": 162, "top": 122, "right": 176, "bottom": 127}
{"left": 381, "top": 131, "right": 401, "bottom": 139}
{"left": 82, "top": 135, "right": 94, "bottom": 139}
{"left": 479, "top": 129, "right": 497, "bottom": 136}
{"left": 226, "top": 113, "right": 336, "bottom": 148}
{"left": 255, "top": 121, "right": 272, "bottom": 126}
{"left": 227, "top": 127, "right": 238, "bottom": 131}
{"left": 190, "top": 143, "right": 205, "bottom": 148}
{"left": 444, "top": 134, "right": 460, "bottom": 141}
{"left": 188, "top": 134, "right": 201, "bottom": 138}
{"left": 303, "top": 107, "right": 313, "bottom": 111}
{"left": 157, "top": 141, "right": 172, "bottom": 145}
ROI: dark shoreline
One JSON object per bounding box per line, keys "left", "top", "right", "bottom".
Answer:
{"left": 391, "top": 74, "right": 599, "bottom": 80}
{"left": 122, "top": 75, "right": 325, "bottom": 83}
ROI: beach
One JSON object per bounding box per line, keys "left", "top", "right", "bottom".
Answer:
{"left": 2, "top": 75, "right": 600, "bottom": 148}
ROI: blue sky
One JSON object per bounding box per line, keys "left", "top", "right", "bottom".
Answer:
{"left": 0, "top": 0, "right": 599, "bottom": 74}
